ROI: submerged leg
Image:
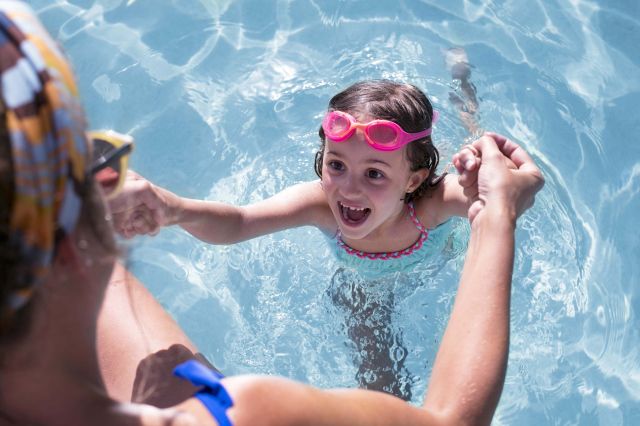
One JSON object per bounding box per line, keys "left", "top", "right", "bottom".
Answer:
{"left": 329, "top": 270, "right": 414, "bottom": 401}
{"left": 446, "top": 47, "right": 481, "bottom": 136}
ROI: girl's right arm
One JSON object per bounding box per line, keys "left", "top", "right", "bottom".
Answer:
{"left": 109, "top": 173, "right": 334, "bottom": 244}
{"left": 177, "top": 180, "right": 332, "bottom": 244}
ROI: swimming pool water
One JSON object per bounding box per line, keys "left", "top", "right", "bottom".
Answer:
{"left": 33, "top": 0, "right": 640, "bottom": 424}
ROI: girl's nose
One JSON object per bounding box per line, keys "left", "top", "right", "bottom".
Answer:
{"left": 340, "top": 173, "right": 361, "bottom": 196}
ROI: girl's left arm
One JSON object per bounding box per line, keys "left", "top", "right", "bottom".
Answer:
{"left": 420, "top": 173, "right": 476, "bottom": 228}
{"left": 422, "top": 145, "right": 485, "bottom": 227}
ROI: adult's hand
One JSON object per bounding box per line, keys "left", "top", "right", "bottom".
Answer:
{"left": 107, "top": 171, "right": 182, "bottom": 238}
{"left": 423, "top": 131, "right": 543, "bottom": 425}
{"left": 469, "top": 132, "right": 544, "bottom": 223}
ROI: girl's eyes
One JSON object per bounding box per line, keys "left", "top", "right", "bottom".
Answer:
{"left": 367, "top": 169, "right": 385, "bottom": 179}
{"left": 328, "top": 160, "right": 344, "bottom": 171}
{"left": 326, "top": 161, "right": 384, "bottom": 180}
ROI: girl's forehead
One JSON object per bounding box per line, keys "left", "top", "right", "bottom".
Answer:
{"left": 325, "top": 138, "right": 411, "bottom": 166}
{"left": 358, "top": 113, "right": 377, "bottom": 123}
{"left": 340, "top": 108, "right": 375, "bottom": 122}
{"left": 334, "top": 108, "right": 376, "bottom": 121}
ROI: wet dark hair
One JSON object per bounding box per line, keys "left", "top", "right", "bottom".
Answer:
{"left": 314, "top": 80, "right": 443, "bottom": 203}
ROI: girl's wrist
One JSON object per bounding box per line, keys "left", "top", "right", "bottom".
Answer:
{"left": 170, "top": 196, "right": 189, "bottom": 226}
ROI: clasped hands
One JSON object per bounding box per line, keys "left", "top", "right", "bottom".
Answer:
{"left": 453, "top": 132, "right": 544, "bottom": 224}
{"left": 107, "top": 171, "right": 181, "bottom": 238}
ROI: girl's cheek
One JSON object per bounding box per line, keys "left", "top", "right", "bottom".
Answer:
{"left": 321, "top": 174, "right": 334, "bottom": 190}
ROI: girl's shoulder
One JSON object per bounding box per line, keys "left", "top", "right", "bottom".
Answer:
{"left": 414, "top": 174, "right": 468, "bottom": 228}
{"left": 281, "top": 180, "right": 325, "bottom": 211}
{"left": 280, "top": 180, "right": 336, "bottom": 233}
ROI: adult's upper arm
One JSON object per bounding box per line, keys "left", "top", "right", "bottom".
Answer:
{"left": 220, "top": 374, "right": 440, "bottom": 426}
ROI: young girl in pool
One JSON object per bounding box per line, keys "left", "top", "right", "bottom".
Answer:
{"left": 112, "top": 79, "right": 479, "bottom": 259}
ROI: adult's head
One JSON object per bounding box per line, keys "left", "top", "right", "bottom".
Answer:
{"left": 314, "top": 79, "right": 441, "bottom": 203}
{"left": 0, "top": 3, "right": 116, "bottom": 345}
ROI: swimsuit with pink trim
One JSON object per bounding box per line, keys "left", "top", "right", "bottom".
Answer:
{"left": 335, "top": 202, "right": 429, "bottom": 260}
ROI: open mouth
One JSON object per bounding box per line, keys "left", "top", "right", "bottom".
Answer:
{"left": 338, "top": 201, "right": 371, "bottom": 226}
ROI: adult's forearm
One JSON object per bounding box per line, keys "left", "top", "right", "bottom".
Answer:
{"left": 423, "top": 207, "right": 515, "bottom": 425}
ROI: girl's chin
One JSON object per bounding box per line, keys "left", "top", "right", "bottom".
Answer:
{"left": 337, "top": 221, "right": 371, "bottom": 240}
{"left": 332, "top": 205, "right": 374, "bottom": 239}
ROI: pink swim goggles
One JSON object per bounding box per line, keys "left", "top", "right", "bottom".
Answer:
{"left": 322, "top": 110, "right": 438, "bottom": 151}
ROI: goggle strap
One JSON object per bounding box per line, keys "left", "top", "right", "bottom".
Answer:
{"left": 90, "top": 141, "right": 133, "bottom": 174}
{"left": 412, "top": 110, "right": 438, "bottom": 138}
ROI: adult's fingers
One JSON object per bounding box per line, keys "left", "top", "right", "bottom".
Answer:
{"left": 471, "top": 135, "right": 514, "bottom": 205}
{"left": 484, "top": 132, "right": 545, "bottom": 192}
{"left": 467, "top": 200, "right": 484, "bottom": 224}
{"left": 483, "top": 132, "right": 537, "bottom": 172}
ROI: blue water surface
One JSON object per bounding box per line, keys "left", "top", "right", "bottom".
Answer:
{"left": 33, "top": 0, "right": 640, "bottom": 424}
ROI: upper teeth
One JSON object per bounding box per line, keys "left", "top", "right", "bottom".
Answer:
{"left": 341, "top": 203, "right": 365, "bottom": 211}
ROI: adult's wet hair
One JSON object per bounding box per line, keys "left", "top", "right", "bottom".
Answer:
{"left": 314, "top": 80, "right": 443, "bottom": 203}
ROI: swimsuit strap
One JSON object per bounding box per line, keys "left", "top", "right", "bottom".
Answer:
{"left": 406, "top": 201, "right": 429, "bottom": 235}
{"left": 174, "top": 360, "right": 234, "bottom": 426}
{"left": 336, "top": 202, "right": 429, "bottom": 260}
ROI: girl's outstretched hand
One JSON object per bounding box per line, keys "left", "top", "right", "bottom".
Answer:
{"left": 452, "top": 142, "right": 481, "bottom": 206}
{"left": 468, "top": 133, "right": 544, "bottom": 223}
{"left": 452, "top": 144, "right": 480, "bottom": 185}
{"left": 107, "top": 171, "right": 182, "bottom": 239}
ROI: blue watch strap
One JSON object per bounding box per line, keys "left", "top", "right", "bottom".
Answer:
{"left": 174, "top": 360, "right": 233, "bottom": 426}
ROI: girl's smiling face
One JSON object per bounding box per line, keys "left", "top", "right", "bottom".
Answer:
{"left": 321, "top": 119, "right": 427, "bottom": 242}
